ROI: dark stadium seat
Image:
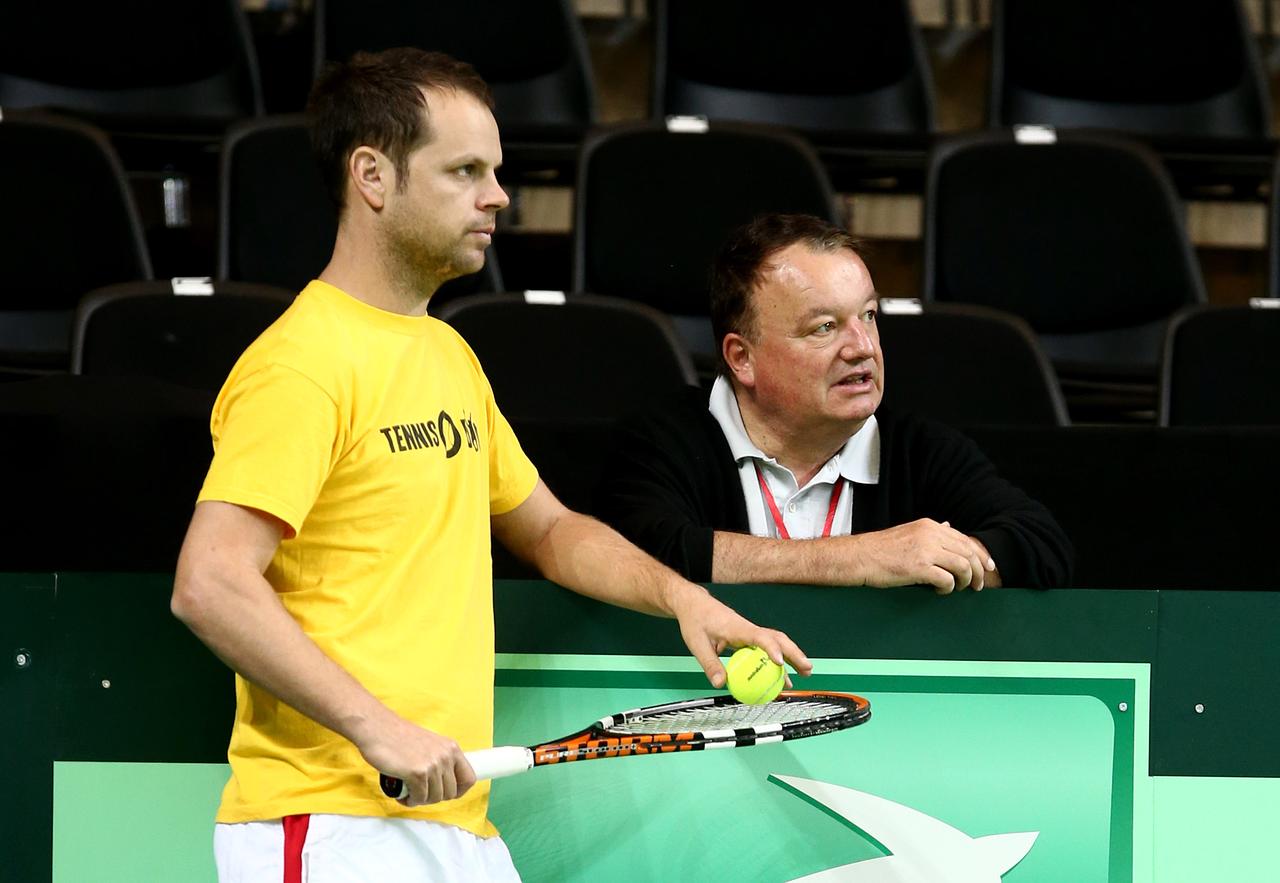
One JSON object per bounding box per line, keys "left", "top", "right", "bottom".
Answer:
{"left": 990, "top": 0, "right": 1270, "bottom": 138}
{"left": 653, "top": 0, "right": 934, "bottom": 137}
{"left": 0, "top": 0, "right": 262, "bottom": 133}
{"left": 438, "top": 291, "right": 697, "bottom": 423}
{"left": 71, "top": 280, "right": 294, "bottom": 391}
{"left": 572, "top": 121, "right": 838, "bottom": 359}
{"left": 923, "top": 129, "right": 1206, "bottom": 389}
{"left": 314, "top": 0, "right": 595, "bottom": 144}
{"left": 0, "top": 112, "right": 153, "bottom": 372}
{"left": 1159, "top": 302, "right": 1280, "bottom": 427}
{"left": 439, "top": 290, "right": 697, "bottom": 575}
{"left": 878, "top": 302, "right": 1069, "bottom": 427}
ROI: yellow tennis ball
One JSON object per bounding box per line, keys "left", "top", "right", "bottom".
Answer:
{"left": 725, "top": 645, "right": 785, "bottom": 705}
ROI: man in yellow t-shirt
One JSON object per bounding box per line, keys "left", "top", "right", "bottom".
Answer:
{"left": 172, "top": 49, "right": 812, "bottom": 881}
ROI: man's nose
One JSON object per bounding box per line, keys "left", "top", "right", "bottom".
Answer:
{"left": 483, "top": 174, "right": 510, "bottom": 212}
{"left": 839, "top": 320, "right": 874, "bottom": 360}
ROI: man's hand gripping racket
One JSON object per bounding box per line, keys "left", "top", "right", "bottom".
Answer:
{"left": 380, "top": 691, "right": 870, "bottom": 799}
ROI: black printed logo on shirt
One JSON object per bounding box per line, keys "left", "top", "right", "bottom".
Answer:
{"left": 378, "top": 410, "right": 480, "bottom": 458}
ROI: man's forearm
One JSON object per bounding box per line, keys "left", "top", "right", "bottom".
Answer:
{"left": 711, "top": 521, "right": 997, "bottom": 592}
{"left": 172, "top": 562, "right": 393, "bottom": 746}
{"left": 529, "top": 509, "right": 698, "bottom": 617}
{"left": 712, "top": 531, "right": 859, "bottom": 585}
{"left": 525, "top": 508, "right": 814, "bottom": 688}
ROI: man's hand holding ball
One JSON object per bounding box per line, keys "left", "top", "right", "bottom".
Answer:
{"left": 725, "top": 645, "right": 786, "bottom": 705}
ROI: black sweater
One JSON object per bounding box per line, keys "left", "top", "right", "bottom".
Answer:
{"left": 598, "top": 387, "right": 1074, "bottom": 588}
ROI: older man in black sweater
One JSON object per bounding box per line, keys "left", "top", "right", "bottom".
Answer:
{"left": 599, "top": 214, "right": 1073, "bottom": 591}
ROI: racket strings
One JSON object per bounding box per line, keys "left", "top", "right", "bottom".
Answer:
{"left": 610, "top": 698, "right": 849, "bottom": 735}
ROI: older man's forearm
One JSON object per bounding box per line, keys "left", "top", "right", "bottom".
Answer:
{"left": 711, "top": 521, "right": 992, "bottom": 592}
{"left": 711, "top": 531, "right": 856, "bottom": 585}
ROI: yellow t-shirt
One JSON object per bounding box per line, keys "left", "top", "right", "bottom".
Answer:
{"left": 197, "top": 280, "right": 538, "bottom": 836}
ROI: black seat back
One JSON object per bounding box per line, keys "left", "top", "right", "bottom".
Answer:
{"left": 879, "top": 303, "right": 1069, "bottom": 427}
{"left": 0, "top": 0, "right": 262, "bottom": 128}
{"left": 924, "top": 130, "right": 1206, "bottom": 377}
{"left": 1160, "top": 304, "right": 1280, "bottom": 427}
{"left": 438, "top": 292, "right": 697, "bottom": 424}
{"left": 991, "top": 0, "right": 1270, "bottom": 138}
{"left": 574, "top": 122, "right": 837, "bottom": 319}
{"left": 315, "top": 0, "right": 595, "bottom": 134}
{"left": 655, "top": 0, "right": 933, "bottom": 135}
{"left": 72, "top": 281, "right": 294, "bottom": 391}
{"left": 0, "top": 113, "right": 152, "bottom": 368}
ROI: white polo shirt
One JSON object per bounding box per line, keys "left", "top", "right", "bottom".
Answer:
{"left": 708, "top": 376, "right": 880, "bottom": 539}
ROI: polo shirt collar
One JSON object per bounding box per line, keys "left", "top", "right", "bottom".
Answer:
{"left": 708, "top": 376, "right": 879, "bottom": 485}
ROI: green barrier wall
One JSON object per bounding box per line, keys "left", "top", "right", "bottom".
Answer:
{"left": 4, "top": 574, "right": 1278, "bottom": 882}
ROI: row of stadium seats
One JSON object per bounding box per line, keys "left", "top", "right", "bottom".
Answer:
{"left": 2, "top": 0, "right": 1275, "bottom": 228}
{"left": 0, "top": 0, "right": 1269, "bottom": 143}
{"left": 5, "top": 111, "right": 1280, "bottom": 417}
{"left": 60, "top": 282, "right": 1280, "bottom": 430}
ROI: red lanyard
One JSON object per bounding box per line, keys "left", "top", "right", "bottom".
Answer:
{"left": 754, "top": 462, "right": 844, "bottom": 540}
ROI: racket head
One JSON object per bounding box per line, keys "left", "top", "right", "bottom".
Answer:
{"left": 380, "top": 692, "right": 871, "bottom": 794}
{"left": 529, "top": 691, "right": 870, "bottom": 768}
{"left": 599, "top": 690, "right": 870, "bottom": 739}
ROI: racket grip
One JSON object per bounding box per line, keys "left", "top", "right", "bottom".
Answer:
{"left": 465, "top": 746, "right": 535, "bottom": 781}
{"left": 378, "top": 747, "right": 534, "bottom": 799}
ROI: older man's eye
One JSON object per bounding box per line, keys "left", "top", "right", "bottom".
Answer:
{"left": 862, "top": 308, "right": 878, "bottom": 323}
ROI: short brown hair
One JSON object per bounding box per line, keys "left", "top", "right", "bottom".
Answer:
{"left": 308, "top": 48, "right": 494, "bottom": 208}
{"left": 709, "top": 214, "right": 863, "bottom": 373}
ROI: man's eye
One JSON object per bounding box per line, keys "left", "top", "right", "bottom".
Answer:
{"left": 814, "top": 321, "right": 835, "bottom": 334}
{"left": 862, "top": 308, "right": 877, "bottom": 323}
{"left": 455, "top": 164, "right": 477, "bottom": 178}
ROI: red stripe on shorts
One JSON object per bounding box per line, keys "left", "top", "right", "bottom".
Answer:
{"left": 282, "top": 814, "right": 311, "bottom": 883}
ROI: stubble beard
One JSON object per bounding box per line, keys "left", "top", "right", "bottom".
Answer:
{"left": 383, "top": 222, "right": 478, "bottom": 299}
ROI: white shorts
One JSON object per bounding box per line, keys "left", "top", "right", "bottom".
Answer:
{"left": 213, "top": 814, "right": 521, "bottom": 883}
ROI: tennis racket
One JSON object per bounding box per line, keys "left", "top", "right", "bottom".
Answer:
{"left": 380, "top": 690, "right": 870, "bottom": 799}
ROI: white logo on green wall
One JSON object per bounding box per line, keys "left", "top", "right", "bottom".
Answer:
{"left": 772, "top": 774, "right": 1039, "bottom": 882}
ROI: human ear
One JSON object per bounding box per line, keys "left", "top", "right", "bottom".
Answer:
{"left": 723, "top": 333, "right": 755, "bottom": 388}
{"left": 348, "top": 146, "right": 389, "bottom": 210}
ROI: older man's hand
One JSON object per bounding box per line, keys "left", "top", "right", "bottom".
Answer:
{"left": 845, "top": 519, "right": 997, "bottom": 593}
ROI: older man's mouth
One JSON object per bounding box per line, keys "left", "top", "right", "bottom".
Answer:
{"left": 834, "top": 370, "right": 874, "bottom": 390}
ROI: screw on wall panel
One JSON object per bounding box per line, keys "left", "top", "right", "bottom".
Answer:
{"left": 101, "top": 679, "right": 112, "bottom": 689}
{"left": 14, "top": 649, "right": 31, "bottom": 669}
{"left": 1118, "top": 702, "right": 1129, "bottom": 712}
{"left": 1194, "top": 703, "right": 1205, "bottom": 714}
